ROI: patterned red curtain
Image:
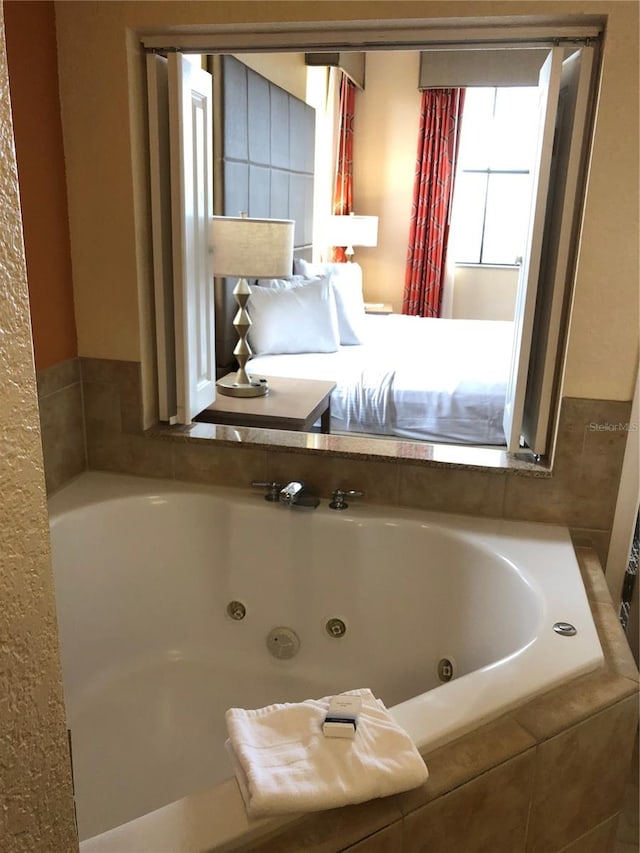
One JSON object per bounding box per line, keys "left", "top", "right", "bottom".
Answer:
{"left": 402, "top": 88, "right": 465, "bottom": 317}
{"left": 331, "top": 75, "right": 356, "bottom": 262}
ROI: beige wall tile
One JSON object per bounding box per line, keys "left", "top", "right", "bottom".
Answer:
{"left": 36, "top": 356, "right": 80, "bottom": 397}
{"left": 117, "top": 362, "right": 144, "bottom": 433}
{"left": 591, "top": 601, "right": 640, "bottom": 682}
{"left": 38, "top": 381, "right": 86, "bottom": 493}
{"left": 172, "top": 440, "right": 268, "bottom": 487}
{"left": 574, "top": 545, "right": 615, "bottom": 604}
{"left": 81, "top": 357, "right": 142, "bottom": 433}
{"left": 83, "top": 378, "right": 122, "bottom": 435}
{"left": 616, "top": 728, "right": 639, "bottom": 846}
{"left": 570, "top": 530, "right": 611, "bottom": 572}
{"left": 87, "top": 431, "right": 174, "bottom": 480}
{"left": 559, "top": 815, "right": 619, "bottom": 853}
{"left": 504, "top": 398, "right": 632, "bottom": 530}
{"left": 403, "top": 750, "right": 534, "bottom": 853}
{"left": 36, "top": 357, "right": 87, "bottom": 493}
{"left": 342, "top": 821, "right": 403, "bottom": 852}
{"left": 398, "top": 715, "right": 535, "bottom": 814}
{"left": 526, "top": 696, "right": 639, "bottom": 853}
{"left": 240, "top": 799, "right": 403, "bottom": 852}
{"left": 504, "top": 462, "right": 626, "bottom": 529}
{"left": 553, "top": 399, "right": 630, "bottom": 471}
{"left": 398, "top": 465, "right": 506, "bottom": 517}
{"left": 614, "top": 842, "right": 639, "bottom": 853}
{"left": 513, "top": 670, "right": 638, "bottom": 743}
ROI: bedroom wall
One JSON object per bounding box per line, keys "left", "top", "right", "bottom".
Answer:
{"left": 51, "top": 0, "right": 639, "bottom": 406}
{"left": 352, "top": 50, "right": 421, "bottom": 310}
{"left": 451, "top": 266, "right": 518, "bottom": 321}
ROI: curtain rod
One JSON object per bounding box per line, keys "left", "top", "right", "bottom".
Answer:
{"left": 143, "top": 36, "right": 601, "bottom": 54}
{"left": 141, "top": 25, "right": 602, "bottom": 55}
{"left": 145, "top": 37, "right": 600, "bottom": 55}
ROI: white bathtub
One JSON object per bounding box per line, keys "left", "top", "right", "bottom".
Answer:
{"left": 49, "top": 472, "right": 603, "bottom": 851}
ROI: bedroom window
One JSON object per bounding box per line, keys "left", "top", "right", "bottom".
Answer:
{"left": 143, "top": 27, "right": 599, "bottom": 459}
{"left": 450, "top": 87, "right": 540, "bottom": 267}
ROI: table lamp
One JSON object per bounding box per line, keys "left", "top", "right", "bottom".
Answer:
{"left": 211, "top": 214, "right": 294, "bottom": 397}
{"left": 326, "top": 212, "right": 378, "bottom": 261}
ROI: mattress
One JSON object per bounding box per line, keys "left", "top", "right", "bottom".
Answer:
{"left": 247, "top": 315, "right": 514, "bottom": 444}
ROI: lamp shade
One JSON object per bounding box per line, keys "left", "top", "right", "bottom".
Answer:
{"left": 210, "top": 215, "right": 295, "bottom": 278}
{"left": 326, "top": 214, "right": 378, "bottom": 248}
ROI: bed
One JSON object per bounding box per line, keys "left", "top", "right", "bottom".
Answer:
{"left": 244, "top": 264, "right": 513, "bottom": 445}
{"left": 214, "top": 57, "right": 512, "bottom": 446}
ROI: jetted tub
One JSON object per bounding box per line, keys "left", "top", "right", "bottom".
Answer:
{"left": 48, "top": 472, "right": 603, "bottom": 851}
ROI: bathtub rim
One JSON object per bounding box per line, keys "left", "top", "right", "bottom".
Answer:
{"left": 47, "top": 471, "right": 605, "bottom": 852}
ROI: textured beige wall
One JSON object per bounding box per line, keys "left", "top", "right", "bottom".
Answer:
{"left": 0, "top": 7, "right": 78, "bottom": 852}
{"left": 54, "top": 0, "right": 639, "bottom": 402}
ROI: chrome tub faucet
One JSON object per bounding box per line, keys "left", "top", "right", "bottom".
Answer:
{"left": 252, "top": 480, "right": 320, "bottom": 509}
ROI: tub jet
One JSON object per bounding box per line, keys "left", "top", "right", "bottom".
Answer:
{"left": 266, "top": 627, "right": 300, "bottom": 659}
{"left": 437, "top": 657, "right": 456, "bottom": 683}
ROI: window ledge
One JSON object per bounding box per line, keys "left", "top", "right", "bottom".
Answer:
{"left": 454, "top": 263, "right": 521, "bottom": 270}
{"left": 147, "top": 421, "right": 550, "bottom": 477}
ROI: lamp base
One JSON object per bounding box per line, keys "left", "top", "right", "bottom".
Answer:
{"left": 216, "top": 372, "right": 268, "bottom": 398}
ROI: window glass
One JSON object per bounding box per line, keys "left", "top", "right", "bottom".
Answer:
{"left": 457, "top": 88, "right": 494, "bottom": 169}
{"left": 482, "top": 173, "right": 532, "bottom": 265}
{"left": 448, "top": 172, "right": 485, "bottom": 263}
{"left": 490, "top": 88, "right": 540, "bottom": 169}
{"left": 450, "top": 86, "right": 539, "bottom": 265}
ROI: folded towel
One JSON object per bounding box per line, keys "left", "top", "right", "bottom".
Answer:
{"left": 225, "top": 688, "right": 428, "bottom": 818}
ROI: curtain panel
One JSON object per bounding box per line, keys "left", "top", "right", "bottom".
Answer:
{"left": 331, "top": 74, "right": 356, "bottom": 262}
{"left": 403, "top": 88, "right": 465, "bottom": 318}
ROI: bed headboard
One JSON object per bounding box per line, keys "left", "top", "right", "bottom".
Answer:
{"left": 212, "top": 54, "right": 316, "bottom": 371}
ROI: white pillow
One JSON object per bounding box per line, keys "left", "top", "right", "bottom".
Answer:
{"left": 255, "top": 275, "right": 307, "bottom": 289}
{"left": 329, "top": 264, "right": 366, "bottom": 345}
{"left": 247, "top": 278, "right": 340, "bottom": 355}
{"left": 293, "top": 258, "right": 329, "bottom": 278}
{"left": 293, "top": 260, "right": 366, "bottom": 345}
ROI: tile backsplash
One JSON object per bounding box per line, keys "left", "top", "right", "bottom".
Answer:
{"left": 38, "top": 357, "right": 632, "bottom": 562}
{"left": 36, "top": 357, "right": 86, "bottom": 493}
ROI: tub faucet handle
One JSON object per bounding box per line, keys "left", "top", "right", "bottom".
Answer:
{"left": 329, "top": 489, "right": 364, "bottom": 510}
{"left": 251, "top": 481, "right": 282, "bottom": 502}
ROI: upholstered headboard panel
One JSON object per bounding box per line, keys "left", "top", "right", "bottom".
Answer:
{"left": 212, "top": 54, "right": 316, "bottom": 371}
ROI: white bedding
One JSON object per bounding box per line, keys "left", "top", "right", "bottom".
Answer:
{"left": 247, "top": 315, "right": 514, "bottom": 444}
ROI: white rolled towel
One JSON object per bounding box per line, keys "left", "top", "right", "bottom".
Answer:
{"left": 225, "top": 688, "right": 428, "bottom": 818}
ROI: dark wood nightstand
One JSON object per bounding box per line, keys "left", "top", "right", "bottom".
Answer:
{"left": 196, "top": 375, "right": 336, "bottom": 433}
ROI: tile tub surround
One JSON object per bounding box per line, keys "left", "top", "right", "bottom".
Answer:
{"left": 80, "top": 546, "right": 638, "bottom": 853}
{"left": 38, "top": 362, "right": 638, "bottom": 851}
{"left": 74, "top": 357, "right": 632, "bottom": 537}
